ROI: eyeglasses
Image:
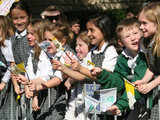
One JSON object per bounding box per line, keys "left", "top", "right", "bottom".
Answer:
{"left": 45, "top": 15, "right": 59, "bottom": 21}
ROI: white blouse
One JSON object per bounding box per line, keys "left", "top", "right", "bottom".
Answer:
{"left": 1, "top": 39, "right": 14, "bottom": 83}
{"left": 84, "top": 42, "right": 118, "bottom": 72}
{"left": 25, "top": 50, "right": 53, "bottom": 81}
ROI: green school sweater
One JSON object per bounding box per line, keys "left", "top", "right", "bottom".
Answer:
{"left": 96, "top": 52, "right": 147, "bottom": 112}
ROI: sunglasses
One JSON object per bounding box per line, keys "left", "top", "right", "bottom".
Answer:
{"left": 45, "top": 15, "right": 59, "bottom": 21}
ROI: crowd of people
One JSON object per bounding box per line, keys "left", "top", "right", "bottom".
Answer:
{"left": 0, "top": 0, "right": 160, "bottom": 120}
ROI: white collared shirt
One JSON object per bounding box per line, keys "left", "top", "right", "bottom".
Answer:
{"left": 122, "top": 49, "right": 139, "bottom": 74}
{"left": 15, "top": 29, "right": 27, "bottom": 38}
{"left": 25, "top": 50, "right": 53, "bottom": 81}
{"left": 85, "top": 42, "right": 118, "bottom": 71}
{"left": 1, "top": 38, "right": 14, "bottom": 83}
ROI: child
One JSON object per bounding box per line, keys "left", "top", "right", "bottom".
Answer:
{"left": 9, "top": 1, "right": 31, "bottom": 119}
{"left": 52, "top": 31, "right": 92, "bottom": 120}
{"left": 0, "top": 16, "right": 15, "bottom": 120}
{"left": 9, "top": 0, "right": 31, "bottom": 96}
{"left": 62, "top": 14, "right": 118, "bottom": 120}
{"left": 0, "top": 16, "right": 14, "bottom": 90}
{"left": 70, "top": 15, "right": 118, "bottom": 80}
{"left": 30, "top": 23, "right": 76, "bottom": 120}
{"left": 91, "top": 17, "right": 147, "bottom": 120}
{"left": 16, "top": 19, "right": 54, "bottom": 119}
{"left": 134, "top": 2, "right": 160, "bottom": 120}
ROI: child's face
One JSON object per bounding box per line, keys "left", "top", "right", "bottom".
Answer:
{"left": 138, "top": 12, "right": 157, "bottom": 38}
{"left": 120, "top": 26, "right": 142, "bottom": 53}
{"left": 27, "top": 25, "right": 36, "bottom": 47}
{"left": 71, "top": 23, "right": 80, "bottom": 35}
{"left": 86, "top": 21, "right": 104, "bottom": 46}
{"left": 11, "top": 8, "right": 29, "bottom": 32}
{"left": 44, "top": 31, "right": 57, "bottom": 55}
{"left": 75, "top": 37, "right": 89, "bottom": 60}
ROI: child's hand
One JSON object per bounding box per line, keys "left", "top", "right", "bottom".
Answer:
{"left": 71, "top": 59, "right": 81, "bottom": 71}
{"left": 11, "top": 74, "right": 20, "bottom": 82}
{"left": 51, "top": 60, "right": 63, "bottom": 71}
{"left": 41, "top": 81, "right": 49, "bottom": 89}
{"left": 28, "top": 80, "right": 36, "bottom": 92}
{"left": 17, "top": 74, "right": 28, "bottom": 85}
{"left": 133, "top": 80, "right": 144, "bottom": 87}
{"left": 32, "top": 96, "right": 40, "bottom": 111}
{"left": 14, "top": 85, "right": 24, "bottom": 95}
{"left": 25, "top": 86, "right": 33, "bottom": 98}
{"left": 64, "top": 79, "right": 72, "bottom": 90}
{"left": 64, "top": 51, "right": 75, "bottom": 64}
{"left": 0, "top": 82, "right": 6, "bottom": 91}
{"left": 107, "top": 105, "right": 121, "bottom": 115}
{"left": 90, "top": 67, "right": 102, "bottom": 76}
{"left": 136, "top": 83, "right": 152, "bottom": 94}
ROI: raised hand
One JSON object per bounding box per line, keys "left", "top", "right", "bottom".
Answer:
{"left": 90, "top": 67, "right": 102, "bottom": 76}
{"left": 51, "top": 59, "right": 63, "bottom": 71}
{"left": 71, "top": 59, "right": 81, "bottom": 71}
{"left": 17, "top": 74, "right": 28, "bottom": 85}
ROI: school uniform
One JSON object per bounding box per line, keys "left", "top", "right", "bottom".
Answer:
{"left": 0, "top": 38, "right": 17, "bottom": 120}
{"left": 65, "top": 42, "right": 118, "bottom": 120}
{"left": 64, "top": 56, "right": 93, "bottom": 120}
{"left": 96, "top": 49, "right": 148, "bottom": 119}
{"left": 34, "top": 44, "right": 75, "bottom": 120}
{"left": 11, "top": 30, "right": 30, "bottom": 65}
{"left": 11, "top": 30, "right": 30, "bottom": 120}
{"left": 141, "top": 39, "right": 160, "bottom": 120}
{"left": 85, "top": 42, "right": 118, "bottom": 71}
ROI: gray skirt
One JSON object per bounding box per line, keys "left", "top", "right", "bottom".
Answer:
{"left": 0, "top": 82, "right": 17, "bottom": 120}
{"left": 32, "top": 86, "right": 66, "bottom": 120}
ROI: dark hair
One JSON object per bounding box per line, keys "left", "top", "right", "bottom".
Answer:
{"left": 9, "top": 0, "right": 31, "bottom": 17}
{"left": 88, "top": 15, "right": 112, "bottom": 42}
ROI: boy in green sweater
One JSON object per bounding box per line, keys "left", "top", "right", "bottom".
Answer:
{"left": 91, "top": 17, "right": 148, "bottom": 118}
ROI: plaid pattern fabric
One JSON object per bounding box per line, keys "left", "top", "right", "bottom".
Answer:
{"left": 11, "top": 35, "right": 30, "bottom": 65}
{"left": 11, "top": 35, "right": 30, "bottom": 120}
{"left": 150, "top": 104, "right": 159, "bottom": 120}
{"left": 91, "top": 45, "right": 110, "bottom": 67}
{"left": 149, "top": 87, "right": 159, "bottom": 120}
{"left": 32, "top": 87, "right": 66, "bottom": 120}
{"left": 0, "top": 82, "right": 17, "bottom": 120}
{"left": 31, "top": 44, "right": 75, "bottom": 120}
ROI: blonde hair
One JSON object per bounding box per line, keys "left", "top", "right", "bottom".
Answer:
{"left": 116, "top": 17, "right": 140, "bottom": 40}
{"left": 0, "top": 16, "right": 14, "bottom": 47}
{"left": 140, "top": 2, "right": 160, "bottom": 56}
{"left": 77, "top": 31, "right": 91, "bottom": 50}
{"left": 29, "top": 19, "right": 51, "bottom": 60}
{"left": 45, "top": 23, "right": 73, "bottom": 45}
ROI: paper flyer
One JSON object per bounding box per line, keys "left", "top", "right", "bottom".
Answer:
{"left": 84, "top": 84, "right": 117, "bottom": 113}
{"left": 95, "top": 88, "right": 117, "bottom": 112}
{"left": 0, "top": 0, "right": 15, "bottom": 16}
{"left": 84, "top": 95, "right": 100, "bottom": 113}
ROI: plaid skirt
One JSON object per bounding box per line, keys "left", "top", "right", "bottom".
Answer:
{"left": 32, "top": 86, "right": 66, "bottom": 120}
{"left": 149, "top": 86, "right": 160, "bottom": 120}
{"left": 0, "top": 82, "right": 17, "bottom": 120}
